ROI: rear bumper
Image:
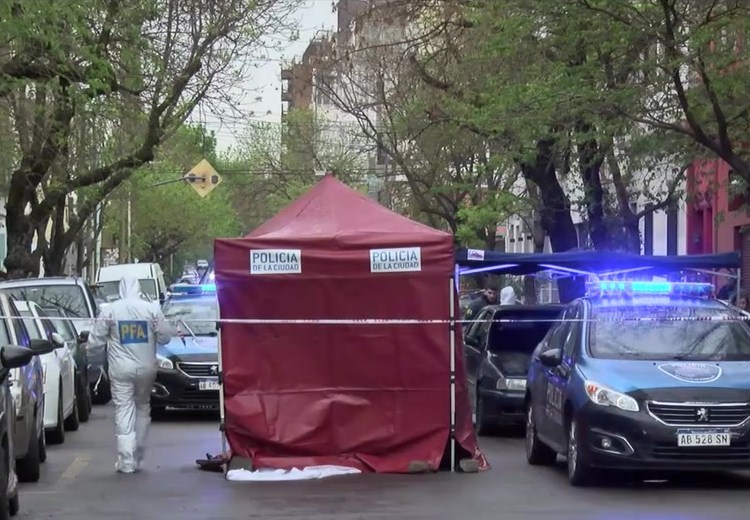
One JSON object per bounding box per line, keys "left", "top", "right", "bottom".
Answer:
{"left": 151, "top": 369, "right": 219, "bottom": 410}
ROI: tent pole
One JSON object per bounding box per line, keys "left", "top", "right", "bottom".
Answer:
{"left": 449, "top": 273, "right": 457, "bottom": 473}
{"left": 216, "top": 294, "right": 229, "bottom": 469}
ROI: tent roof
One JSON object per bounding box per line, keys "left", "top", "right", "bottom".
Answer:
{"left": 455, "top": 248, "right": 741, "bottom": 275}
{"left": 247, "top": 174, "right": 450, "bottom": 241}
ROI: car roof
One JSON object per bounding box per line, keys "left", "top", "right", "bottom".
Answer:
{"left": 0, "top": 277, "right": 86, "bottom": 288}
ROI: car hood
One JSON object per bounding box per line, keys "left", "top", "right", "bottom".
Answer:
{"left": 157, "top": 336, "right": 218, "bottom": 362}
{"left": 581, "top": 359, "right": 750, "bottom": 393}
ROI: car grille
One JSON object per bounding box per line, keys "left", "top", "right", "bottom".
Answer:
{"left": 647, "top": 402, "right": 750, "bottom": 426}
{"left": 181, "top": 390, "right": 220, "bottom": 403}
{"left": 651, "top": 442, "right": 750, "bottom": 461}
{"left": 178, "top": 362, "right": 219, "bottom": 378}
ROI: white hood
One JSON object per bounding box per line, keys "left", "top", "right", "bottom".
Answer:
{"left": 119, "top": 274, "right": 142, "bottom": 300}
{"left": 500, "top": 286, "right": 516, "bottom": 305}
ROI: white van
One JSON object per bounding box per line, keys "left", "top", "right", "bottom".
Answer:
{"left": 95, "top": 263, "right": 168, "bottom": 304}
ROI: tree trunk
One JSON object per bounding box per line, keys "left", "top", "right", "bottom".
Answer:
{"left": 4, "top": 202, "right": 38, "bottom": 279}
{"left": 520, "top": 138, "right": 582, "bottom": 302}
{"left": 577, "top": 131, "right": 608, "bottom": 250}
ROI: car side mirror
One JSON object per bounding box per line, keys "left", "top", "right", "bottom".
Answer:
{"left": 0, "top": 345, "right": 33, "bottom": 369}
{"left": 29, "top": 339, "right": 55, "bottom": 355}
{"left": 78, "top": 330, "right": 90, "bottom": 344}
{"left": 539, "top": 348, "right": 562, "bottom": 367}
{"left": 51, "top": 332, "right": 66, "bottom": 348}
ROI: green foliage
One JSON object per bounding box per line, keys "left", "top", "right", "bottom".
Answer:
{"left": 104, "top": 124, "right": 241, "bottom": 268}
{"left": 221, "top": 108, "right": 367, "bottom": 230}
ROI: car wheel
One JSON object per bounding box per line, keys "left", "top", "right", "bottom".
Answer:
{"left": 76, "top": 375, "right": 90, "bottom": 423}
{"left": 567, "top": 419, "right": 594, "bottom": 486}
{"left": 46, "top": 384, "right": 65, "bottom": 445}
{"left": 16, "top": 423, "right": 41, "bottom": 483}
{"left": 64, "top": 393, "right": 80, "bottom": 432}
{"left": 150, "top": 406, "right": 167, "bottom": 420}
{"left": 0, "top": 440, "right": 10, "bottom": 520}
{"left": 525, "top": 401, "right": 557, "bottom": 465}
{"left": 7, "top": 494, "right": 17, "bottom": 517}
{"left": 475, "top": 391, "right": 493, "bottom": 436}
{"left": 38, "top": 427, "right": 46, "bottom": 464}
{"left": 92, "top": 379, "right": 111, "bottom": 405}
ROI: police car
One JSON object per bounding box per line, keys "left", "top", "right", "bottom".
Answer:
{"left": 524, "top": 280, "right": 750, "bottom": 486}
{"left": 151, "top": 283, "right": 220, "bottom": 416}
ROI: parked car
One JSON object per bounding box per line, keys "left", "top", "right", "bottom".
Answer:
{"left": 152, "top": 284, "right": 220, "bottom": 416}
{"left": 43, "top": 307, "right": 91, "bottom": 423}
{"left": 0, "top": 341, "right": 51, "bottom": 518}
{"left": 0, "top": 278, "right": 110, "bottom": 405}
{"left": 96, "top": 263, "right": 168, "bottom": 305}
{"left": 15, "top": 301, "right": 78, "bottom": 445}
{"left": 0, "top": 295, "right": 46, "bottom": 483}
{"left": 463, "top": 304, "right": 564, "bottom": 434}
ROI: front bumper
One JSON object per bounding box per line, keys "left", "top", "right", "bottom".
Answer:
{"left": 151, "top": 368, "right": 219, "bottom": 410}
{"left": 577, "top": 403, "right": 750, "bottom": 471}
{"left": 480, "top": 388, "right": 525, "bottom": 425}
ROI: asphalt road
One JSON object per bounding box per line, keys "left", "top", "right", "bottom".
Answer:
{"left": 16, "top": 407, "right": 750, "bottom": 520}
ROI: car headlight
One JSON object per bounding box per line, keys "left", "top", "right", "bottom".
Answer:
{"left": 497, "top": 378, "right": 526, "bottom": 391}
{"left": 584, "top": 380, "right": 639, "bottom": 412}
{"left": 42, "top": 363, "right": 47, "bottom": 385}
{"left": 157, "top": 354, "right": 174, "bottom": 370}
{"left": 10, "top": 385, "right": 22, "bottom": 413}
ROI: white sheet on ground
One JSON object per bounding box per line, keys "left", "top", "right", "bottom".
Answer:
{"left": 226, "top": 465, "right": 361, "bottom": 482}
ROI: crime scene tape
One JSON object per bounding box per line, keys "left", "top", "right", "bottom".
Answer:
{"left": 10, "top": 315, "right": 750, "bottom": 324}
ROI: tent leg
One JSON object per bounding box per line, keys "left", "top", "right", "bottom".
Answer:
{"left": 217, "top": 319, "right": 228, "bottom": 468}
{"left": 449, "top": 275, "right": 457, "bottom": 473}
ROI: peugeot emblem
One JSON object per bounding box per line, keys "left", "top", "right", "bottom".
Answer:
{"left": 696, "top": 407, "right": 710, "bottom": 422}
{"left": 210, "top": 365, "right": 219, "bottom": 375}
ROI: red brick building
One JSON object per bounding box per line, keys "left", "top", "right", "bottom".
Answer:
{"left": 686, "top": 158, "right": 750, "bottom": 289}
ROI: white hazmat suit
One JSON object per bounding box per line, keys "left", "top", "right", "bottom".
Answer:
{"left": 500, "top": 286, "right": 517, "bottom": 305}
{"left": 88, "top": 275, "right": 175, "bottom": 473}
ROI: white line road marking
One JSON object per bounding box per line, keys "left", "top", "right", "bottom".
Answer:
{"left": 57, "top": 455, "right": 91, "bottom": 484}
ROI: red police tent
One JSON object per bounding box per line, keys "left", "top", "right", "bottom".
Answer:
{"left": 214, "top": 174, "right": 487, "bottom": 473}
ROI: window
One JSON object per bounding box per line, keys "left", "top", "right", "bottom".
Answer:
{"left": 562, "top": 306, "right": 581, "bottom": 363}
{"left": 4, "top": 285, "right": 89, "bottom": 319}
{"left": 547, "top": 308, "right": 572, "bottom": 349}
{"left": 19, "top": 311, "right": 42, "bottom": 340}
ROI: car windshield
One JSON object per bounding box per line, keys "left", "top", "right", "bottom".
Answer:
{"left": 97, "top": 279, "right": 158, "bottom": 301}
{"left": 162, "top": 298, "right": 218, "bottom": 336}
{"left": 590, "top": 305, "right": 750, "bottom": 361}
{"left": 4, "top": 285, "right": 89, "bottom": 320}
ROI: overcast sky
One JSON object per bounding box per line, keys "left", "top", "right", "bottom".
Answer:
{"left": 195, "top": 0, "right": 337, "bottom": 153}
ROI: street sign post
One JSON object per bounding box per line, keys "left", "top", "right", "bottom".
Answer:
{"left": 184, "top": 159, "right": 222, "bottom": 197}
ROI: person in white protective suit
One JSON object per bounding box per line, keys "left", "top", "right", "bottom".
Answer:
{"left": 500, "top": 286, "right": 517, "bottom": 305}
{"left": 88, "top": 274, "right": 175, "bottom": 473}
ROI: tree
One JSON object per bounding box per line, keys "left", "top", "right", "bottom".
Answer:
{"left": 0, "top": 0, "right": 298, "bottom": 278}
{"left": 316, "top": 5, "right": 519, "bottom": 245}
{"left": 221, "top": 107, "right": 367, "bottom": 230}
{"left": 103, "top": 125, "right": 241, "bottom": 269}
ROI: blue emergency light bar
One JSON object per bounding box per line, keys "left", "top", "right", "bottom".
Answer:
{"left": 169, "top": 283, "right": 216, "bottom": 296}
{"left": 586, "top": 281, "right": 714, "bottom": 298}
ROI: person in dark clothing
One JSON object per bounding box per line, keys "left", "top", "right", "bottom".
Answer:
{"left": 465, "top": 286, "right": 499, "bottom": 320}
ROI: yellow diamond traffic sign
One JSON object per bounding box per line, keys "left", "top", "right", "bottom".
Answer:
{"left": 184, "top": 159, "right": 222, "bottom": 197}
